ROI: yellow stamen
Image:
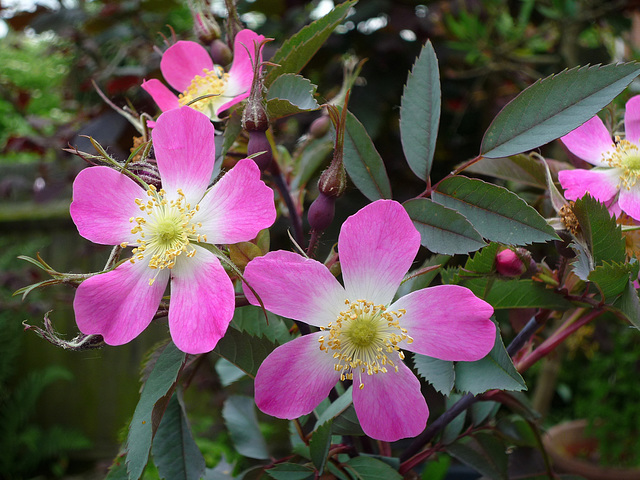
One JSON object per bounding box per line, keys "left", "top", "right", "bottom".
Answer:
{"left": 178, "top": 66, "right": 230, "bottom": 119}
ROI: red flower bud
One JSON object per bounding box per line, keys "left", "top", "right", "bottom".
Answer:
{"left": 308, "top": 192, "right": 336, "bottom": 231}
{"left": 210, "top": 39, "right": 232, "bottom": 67}
{"left": 495, "top": 248, "right": 532, "bottom": 277}
{"left": 247, "top": 130, "right": 272, "bottom": 172}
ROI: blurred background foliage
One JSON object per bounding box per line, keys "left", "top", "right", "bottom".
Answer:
{"left": 2, "top": 0, "right": 640, "bottom": 477}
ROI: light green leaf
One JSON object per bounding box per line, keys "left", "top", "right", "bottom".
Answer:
{"left": 612, "top": 280, "right": 640, "bottom": 328}
{"left": 291, "top": 138, "right": 333, "bottom": 190}
{"left": 344, "top": 456, "right": 402, "bottom": 480}
{"left": 404, "top": 198, "right": 486, "bottom": 254}
{"left": 231, "top": 305, "right": 292, "bottom": 345}
{"left": 214, "top": 358, "right": 246, "bottom": 387}
{"left": 266, "top": 74, "right": 320, "bottom": 118}
{"left": 413, "top": 353, "right": 455, "bottom": 395}
{"left": 463, "top": 243, "right": 500, "bottom": 275}
{"left": 222, "top": 395, "right": 269, "bottom": 460}
{"left": 432, "top": 176, "right": 559, "bottom": 245}
{"left": 400, "top": 40, "right": 440, "bottom": 181}
{"left": 480, "top": 62, "right": 640, "bottom": 158}
{"left": 588, "top": 261, "right": 634, "bottom": 301}
{"left": 315, "top": 387, "right": 353, "bottom": 429}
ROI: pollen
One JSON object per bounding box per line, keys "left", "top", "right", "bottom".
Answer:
{"left": 605, "top": 138, "right": 640, "bottom": 189}
{"left": 178, "top": 66, "right": 230, "bottom": 119}
{"left": 318, "top": 299, "right": 412, "bottom": 390}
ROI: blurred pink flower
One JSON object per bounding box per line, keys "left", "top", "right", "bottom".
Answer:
{"left": 70, "top": 107, "right": 276, "bottom": 353}
{"left": 243, "top": 200, "right": 496, "bottom": 441}
{"left": 142, "top": 30, "right": 264, "bottom": 121}
{"left": 559, "top": 95, "right": 640, "bottom": 220}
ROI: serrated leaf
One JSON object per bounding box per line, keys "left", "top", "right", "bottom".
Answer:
{"left": 464, "top": 243, "right": 501, "bottom": 274}
{"left": 413, "top": 353, "right": 455, "bottom": 395}
{"left": 432, "top": 176, "right": 559, "bottom": 245}
{"left": 400, "top": 40, "right": 441, "bottom": 181}
{"left": 464, "top": 278, "right": 572, "bottom": 309}
{"left": 309, "top": 420, "right": 332, "bottom": 474}
{"left": 404, "top": 198, "right": 486, "bottom": 254}
{"left": 152, "top": 392, "right": 206, "bottom": 480}
{"left": 331, "top": 405, "right": 364, "bottom": 436}
{"left": 588, "top": 261, "right": 633, "bottom": 300}
{"left": 231, "top": 305, "right": 292, "bottom": 345}
{"left": 265, "top": 463, "right": 315, "bottom": 480}
{"left": 266, "top": 74, "right": 320, "bottom": 118}
{"left": 344, "top": 456, "right": 402, "bottom": 480}
{"left": 264, "top": 0, "right": 356, "bottom": 86}
{"left": 446, "top": 433, "right": 509, "bottom": 480}
{"left": 126, "top": 342, "right": 186, "bottom": 480}
{"left": 455, "top": 327, "right": 527, "bottom": 395}
{"left": 213, "top": 326, "right": 277, "bottom": 378}
{"left": 480, "top": 63, "right": 640, "bottom": 158}
{"left": 222, "top": 395, "right": 269, "bottom": 460}
{"left": 612, "top": 280, "right": 640, "bottom": 328}
{"left": 342, "top": 110, "right": 392, "bottom": 201}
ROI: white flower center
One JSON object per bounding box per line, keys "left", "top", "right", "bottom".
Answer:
{"left": 125, "top": 185, "right": 206, "bottom": 285}
{"left": 178, "top": 66, "right": 230, "bottom": 119}
{"left": 318, "top": 299, "right": 412, "bottom": 390}
{"left": 605, "top": 138, "right": 640, "bottom": 189}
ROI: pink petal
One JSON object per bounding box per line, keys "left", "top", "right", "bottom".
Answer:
{"left": 141, "top": 79, "right": 181, "bottom": 112}
{"left": 558, "top": 167, "right": 620, "bottom": 203}
{"left": 254, "top": 332, "right": 340, "bottom": 418}
{"left": 160, "top": 40, "right": 214, "bottom": 92}
{"left": 560, "top": 115, "right": 614, "bottom": 166}
{"left": 339, "top": 200, "right": 420, "bottom": 305}
{"left": 195, "top": 159, "right": 276, "bottom": 244}
{"left": 618, "top": 186, "right": 640, "bottom": 222}
{"left": 391, "top": 285, "right": 496, "bottom": 361}
{"left": 243, "top": 250, "right": 346, "bottom": 327}
{"left": 152, "top": 107, "right": 216, "bottom": 203}
{"left": 624, "top": 95, "right": 640, "bottom": 145}
{"left": 168, "top": 245, "right": 234, "bottom": 354}
{"left": 70, "top": 166, "right": 144, "bottom": 245}
{"left": 74, "top": 260, "right": 170, "bottom": 345}
{"left": 352, "top": 361, "right": 428, "bottom": 441}
{"left": 217, "top": 30, "right": 265, "bottom": 115}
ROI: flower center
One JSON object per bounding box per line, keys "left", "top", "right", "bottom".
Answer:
{"left": 605, "top": 138, "right": 640, "bottom": 189}
{"left": 318, "top": 299, "right": 412, "bottom": 390}
{"left": 178, "top": 66, "right": 230, "bottom": 119}
{"left": 125, "top": 185, "right": 206, "bottom": 285}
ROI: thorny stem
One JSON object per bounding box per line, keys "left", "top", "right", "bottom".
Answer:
{"left": 271, "top": 171, "right": 305, "bottom": 248}
{"left": 306, "top": 229, "right": 321, "bottom": 258}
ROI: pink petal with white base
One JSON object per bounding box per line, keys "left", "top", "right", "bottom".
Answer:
{"left": 141, "top": 79, "right": 180, "bottom": 112}
{"left": 624, "top": 95, "right": 640, "bottom": 145}
{"left": 243, "top": 250, "right": 346, "bottom": 327}
{"left": 618, "top": 186, "right": 640, "bottom": 222}
{"left": 74, "top": 260, "right": 169, "bottom": 345}
{"left": 558, "top": 167, "right": 620, "bottom": 203}
{"left": 160, "top": 40, "right": 213, "bottom": 92}
{"left": 339, "top": 200, "right": 420, "bottom": 305}
{"left": 152, "top": 107, "right": 216, "bottom": 203}
{"left": 70, "top": 166, "right": 144, "bottom": 246}
{"left": 254, "top": 332, "right": 340, "bottom": 419}
{"left": 352, "top": 361, "right": 428, "bottom": 441}
{"left": 391, "top": 285, "right": 496, "bottom": 361}
{"left": 168, "top": 245, "right": 234, "bottom": 354}
{"left": 195, "top": 159, "right": 276, "bottom": 244}
{"left": 560, "top": 115, "right": 614, "bottom": 166}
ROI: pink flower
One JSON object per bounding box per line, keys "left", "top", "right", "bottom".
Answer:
{"left": 558, "top": 95, "right": 640, "bottom": 220}
{"left": 142, "top": 30, "right": 264, "bottom": 121}
{"left": 70, "top": 107, "right": 276, "bottom": 354}
{"left": 242, "top": 200, "right": 496, "bottom": 442}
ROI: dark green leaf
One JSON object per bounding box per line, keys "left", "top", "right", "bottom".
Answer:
{"left": 152, "top": 393, "right": 206, "bottom": 480}
{"left": 309, "top": 420, "right": 332, "bottom": 474}
{"left": 404, "top": 198, "right": 486, "bottom": 254}
{"left": 231, "top": 305, "right": 292, "bottom": 345}
{"left": 588, "top": 261, "right": 634, "bottom": 301}
{"left": 126, "top": 342, "right": 186, "bottom": 480}
{"left": 204, "top": 456, "right": 235, "bottom": 480}
{"left": 315, "top": 387, "right": 352, "bottom": 428}
{"left": 464, "top": 243, "right": 500, "bottom": 275}
{"left": 396, "top": 254, "right": 450, "bottom": 298}
{"left": 432, "top": 176, "right": 559, "bottom": 245}
{"left": 222, "top": 395, "right": 269, "bottom": 460}
{"left": 220, "top": 110, "right": 242, "bottom": 165}
{"left": 331, "top": 405, "right": 364, "bottom": 436}
{"left": 265, "top": 463, "right": 315, "bottom": 480}
{"left": 480, "top": 63, "right": 640, "bottom": 158}
{"left": 465, "top": 154, "right": 567, "bottom": 189}
{"left": 420, "top": 454, "right": 450, "bottom": 480}
{"left": 264, "top": 1, "right": 356, "bottom": 86}
{"left": 400, "top": 40, "right": 440, "bottom": 181}
{"left": 413, "top": 353, "right": 455, "bottom": 395}
{"left": 266, "top": 74, "right": 320, "bottom": 118}
{"left": 612, "top": 280, "right": 640, "bottom": 328}
{"left": 441, "top": 394, "right": 467, "bottom": 445}
{"left": 291, "top": 138, "right": 333, "bottom": 190}
{"left": 455, "top": 327, "right": 527, "bottom": 395}
{"left": 496, "top": 415, "right": 538, "bottom": 447}
{"left": 471, "top": 401, "right": 500, "bottom": 426}
{"left": 464, "top": 278, "right": 573, "bottom": 309}
{"left": 105, "top": 453, "right": 128, "bottom": 480}
{"left": 342, "top": 110, "right": 392, "bottom": 201}
{"left": 213, "top": 325, "right": 277, "bottom": 378}
{"left": 446, "top": 432, "right": 509, "bottom": 480}
{"left": 344, "top": 456, "right": 402, "bottom": 480}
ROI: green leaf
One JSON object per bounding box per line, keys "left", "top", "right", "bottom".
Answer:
{"left": 471, "top": 401, "right": 500, "bottom": 426}
{"left": 152, "top": 392, "right": 206, "bottom": 480}
{"left": 404, "top": 198, "right": 486, "bottom": 254}
{"left": 446, "top": 433, "right": 509, "bottom": 480}
{"left": 463, "top": 243, "right": 501, "bottom": 275}
{"left": 432, "top": 176, "right": 559, "bottom": 245}
{"left": 465, "top": 154, "right": 567, "bottom": 189}
{"left": 265, "top": 463, "right": 315, "bottom": 480}
{"left": 331, "top": 405, "right": 364, "bottom": 436}
{"left": 291, "top": 138, "right": 333, "bottom": 190}
{"left": 126, "top": 342, "right": 186, "bottom": 480}
{"left": 588, "top": 261, "right": 634, "bottom": 301}
{"left": 342, "top": 110, "right": 392, "bottom": 201}
{"left": 204, "top": 456, "right": 235, "bottom": 480}
{"left": 309, "top": 420, "right": 332, "bottom": 474}
{"left": 396, "top": 254, "right": 450, "bottom": 298}
{"left": 344, "top": 456, "right": 402, "bottom": 480}
{"left": 231, "top": 305, "right": 292, "bottom": 345}
{"left": 464, "top": 278, "right": 573, "bottom": 309}
{"left": 214, "top": 358, "right": 246, "bottom": 387}
{"left": 441, "top": 394, "right": 467, "bottom": 445}
{"left": 413, "top": 353, "right": 455, "bottom": 395}
{"left": 266, "top": 74, "right": 320, "bottom": 118}
{"left": 213, "top": 325, "right": 277, "bottom": 378}
{"left": 612, "top": 280, "right": 640, "bottom": 328}
{"left": 455, "top": 327, "right": 527, "bottom": 395}
{"left": 315, "top": 387, "right": 353, "bottom": 428}
{"left": 480, "top": 62, "right": 640, "bottom": 158}
{"left": 264, "top": 0, "right": 356, "bottom": 87}
{"left": 400, "top": 40, "right": 441, "bottom": 181}
{"left": 222, "top": 395, "right": 269, "bottom": 460}
{"left": 220, "top": 109, "right": 242, "bottom": 165}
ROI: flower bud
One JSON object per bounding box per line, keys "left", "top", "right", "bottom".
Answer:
{"left": 242, "top": 98, "right": 269, "bottom": 132}
{"left": 495, "top": 248, "right": 528, "bottom": 277}
{"left": 308, "top": 192, "right": 336, "bottom": 232}
{"left": 190, "top": 1, "right": 221, "bottom": 44}
{"left": 309, "top": 115, "right": 330, "bottom": 139}
{"left": 247, "top": 130, "right": 272, "bottom": 172}
{"left": 210, "top": 39, "right": 232, "bottom": 67}
{"left": 317, "top": 158, "right": 347, "bottom": 198}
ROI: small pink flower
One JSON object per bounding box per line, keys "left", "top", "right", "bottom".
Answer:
{"left": 70, "top": 107, "right": 276, "bottom": 354}
{"left": 142, "top": 30, "right": 264, "bottom": 121}
{"left": 243, "top": 200, "right": 496, "bottom": 442}
{"left": 558, "top": 95, "right": 640, "bottom": 221}
{"left": 495, "top": 248, "right": 527, "bottom": 277}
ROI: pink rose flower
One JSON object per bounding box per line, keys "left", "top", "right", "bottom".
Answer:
{"left": 243, "top": 200, "right": 496, "bottom": 441}
{"left": 558, "top": 95, "right": 640, "bottom": 220}
{"left": 70, "top": 107, "right": 276, "bottom": 354}
{"left": 142, "top": 30, "right": 264, "bottom": 121}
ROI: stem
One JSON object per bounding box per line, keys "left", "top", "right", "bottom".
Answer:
{"left": 429, "top": 155, "right": 484, "bottom": 194}
{"left": 271, "top": 171, "right": 305, "bottom": 248}
{"left": 307, "top": 229, "right": 321, "bottom": 258}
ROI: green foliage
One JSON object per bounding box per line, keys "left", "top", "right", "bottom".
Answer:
{"left": 213, "top": 324, "right": 278, "bottom": 378}
{"left": 222, "top": 395, "right": 269, "bottom": 460}
{"left": 413, "top": 354, "right": 455, "bottom": 396}
{"left": 344, "top": 456, "right": 402, "bottom": 480}
{"left": 446, "top": 432, "right": 509, "bottom": 480}
{"left": 309, "top": 420, "right": 332, "bottom": 474}
{"left": 266, "top": 74, "right": 320, "bottom": 118}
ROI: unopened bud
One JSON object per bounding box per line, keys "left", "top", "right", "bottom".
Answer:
{"left": 242, "top": 98, "right": 269, "bottom": 132}
{"left": 309, "top": 115, "right": 330, "bottom": 139}
{"left": 190, "top": 2, "right": 221, "bottom": 44}
{"left": 495, "top": 248, "right": 532, "bottom": 277}
{"left": 210, "top": 39, "right": 232, "bottom": 67}
{"left": 318, "top": 159, "right": 347, "bottom": 198}
{"left": 308, "top": 192, "right": 336, "bottom": 231}
{"left": 247, "top": 131, "right": 272, "bottom": 171}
